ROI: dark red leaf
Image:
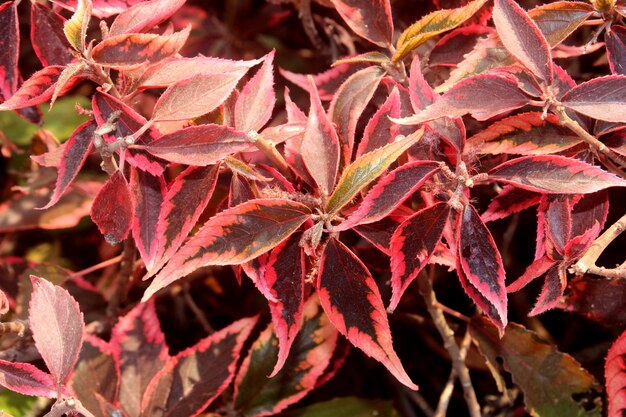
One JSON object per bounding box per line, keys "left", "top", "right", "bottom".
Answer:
{"left": 144, "top": 199, "right": 311, "bottom": 301}
{"left": 0, "top": 360, "right": 57, "bottom": 398}
{"left": 234, "top": 296, "right": 338, "bottom": 416}
{"left": 229, "top": 173, "right": 256, "bottom": 207}
{"left": 302, "top": 77, "right": 340, "bottom": 198}
{"left": 150, "top": 164, "right": 220, "bottom": 276}
{"left": 91, "top": 171, "right": 134, "bottom": 245}
{"left": 140, "top": 124, "right": 250, "bottom": 165}
{"left": 317, "top": 238, "right": 417, "bottom": 389}
{"left": 130, "top": 167, "right": 166, "bottom": 271}
{"left": 336, "top": 161, "right": 439, "bottom": 231}
{"left": 561, "top": 75, "right": 626, "bottom": 122}
{"left": 493, "top": 0, "right": 552, "bottom": 84}
{"left": 488, "top": 155, "right": 626, "bottom": 194}
{"left": 40, "top": 120, "right": 96, "bottom": 209}
{"left": 91, "top": 26, "right": 190, "bottom": 69}
{"left": 540, "top": 195, "right": 570, "bottom": 258}
{"left": 563, "top": 223, "right": 600, "bottom": 261}
{"left": 235, "top": 50, "right": 276, "bottom": 133}
{"left": 330, "top": 0, "right": 393, "bottom": 47}
{"left": 142, "top": 316, "right": 257, "bottom": 417}
{"left": 607, "top": 328, "right": 626, "bottom": 417}
{"left": 354, "top": 215, "right": 407, "bottom": 256}
{"left": 607, "top": 25, "right": 626, "bottom": 75}
{"left": 457, "top": 205, "right": 507, "bottom": 332}
{"left": 570, "top": 190, "right": 609, "bottom": 239}
{"left": 356, "top": 87, "right": 402, "bottom": 157}
{"left": 109, "top": 0, "right": 186, "bottom": 36}
{"left": 0, "top": 66, "right": 66, "bottom": 111}
{"left": 0, "top": 1, "right": 19, "bottom": 100}
{"left": 110, "top": 300, "right": 169, "bottom": 417}
{"left": 529, "top": 264, "right": 567, "bottom": 315}
{"left": 481, "top": 185, "right": 542, "bottom": 223}
{"left": 507, "top": 255, "right": 556, "bottom": 293}
{"left": 280, "top": 63, "right": 364, "bottom": 101}
{"left": 389, "top": 203, "right": 450, "bottom": 311}
{"left": 429, "top": 25, "right": 493, "bottom": 67}
{"left": 29, "top": 275, "right": 85, "bottom": 390}
{"left": 408, "top": 55, "right": 436, "bottom": 112}
{"left": 562, "top": 276, "right": 626, "bottom": 326}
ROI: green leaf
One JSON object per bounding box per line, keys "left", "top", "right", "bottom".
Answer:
{"left": 325, "top": 128, "right": 424, "bottom": 214}
{"left": 0, "top": 389, "right": 38, "bottom": 416}
{"left": 63, "top": 0, "right": 91, "bottom": 51}
{"left": 470, "top": 317, "right": 601, "bottom": 417}
{"left": 282, "top": 397, "right": 400, "bottom": 417}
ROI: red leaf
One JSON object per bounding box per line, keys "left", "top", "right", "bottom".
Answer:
{"left": 408, "top": 55, "right": 436, "bottom": 112}
{"left": 280, "top": 63, "right": 365, "bottom": 101}
{"left": 91, "top": 26, "right": 190, "bottom": 69}
{"left": 317, "top": 238, "right": 417, "bottom": 390}
{"left": 561, "top": 75, "right": 626, "bottom": 122}
{"left": 481, "top": 185, "right": 541, "bottom": 223}
{"left": 607, "top": 328, "right": 626, "bottom": 417}
{"left": 564, "top": 223, "right": 601, "bottom": 261}
{"left": 130, "top": 167, "right": 166, "bottom": 271}
{"left": 493, "top": 0, "right": 552, "bottom": 84}
{"left": 302, "top": 77, "right": 341, "bottom": 198}
{"left": 457, "top": 205, "right": 507, "bottom": 332}
{"left": 144, "top": 199, "right": 311, "bottom": 301}
{"left": 0, "top": 1, "right": 19, "bottom": 100}
{"left": 563, "top": 276, "right": 626, "bottom": 326}
{"left": 234, "top": 296, "right": 338, "bottom": 416}
{"left": 356, "top": 87, "right": 402, "bottom": 157}
{"left": 51, "top": 0, "right": 143, "bottom": 19}
{"left": 29, "top": 275, "right": 85, "bottom": 390}
{"left": 330, "top": 0, "right": 393, "bottom": 47}
{"left": 607, "top": 25, "right": 626, "bottom": 75}
{"left": 570, "top": 190, "right": 609, "bottom": 239}
{"left": 529, "top": 264, "right": 567, "bottom": 316}
{"left": 151, "top": 73, "right": 242, "bottom": 122}
{"left": 0, "top": 360, "right": 57, "bottom": 398}
{"left": 229, "top": 173, "right": 256, "bottom": 207}
{"left": 142, "top": 316, "right": 257, "bottom": 417}
{"left": 0, "top": 66, "right": 66, "bottom": 111}
{"left": 150, "top": 164, "right": 220, "bottom": 275}
{"left": 140, "top": 124, "right": 250, "bottom": 165}
{"left": 429, "top": 25, "right": 493, "bottom": 68}
{"left": 91, "top": 171, "right": 134, "bottom": 245}
{"left": 543, "top": 195, "right": 571, "bottom": 257}
{"left": 110, "top": 300, "right": 169, "bottom": 417}
{"left": 336, "top": 161, "right": 439, "bottom": 231}
{"left": 389, "top": 203, "right": 450, "bottom": 312}
{"left": 261, "top": 234, "right": 305, "bottom": 377}
{"left": 108, "top": 0, "right": 186, "bottom": 36}
{"left": 396, "top": 73, "right": 531, "bottom": 125}
{"left": 507, "top": 255, "right": 557, "bottom": 293}
{"left": 354, "top": 215, "right": 407, "bottom": 256}
{"left": 488, "top": 155, "right": 626, "bottom": 194}
{"left": 329, "top": 66, "right": 385, "bottom": 164}
{"left": 235, "top": 50, "right": 276, "bottom": 133}
{"left": 40, "top": 121, "right": 96, "bottom": 209}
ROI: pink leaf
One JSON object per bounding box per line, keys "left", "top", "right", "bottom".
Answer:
{"left": 561, "top": 75, "right": 626, "bottom": 122}
{"left": 429, "top": 25, "right": 494, "bottom": 68}
{"left": 90, "top": 171, "right": 134, "bottom": 245}
{"left": 108, "top": 0, "right": 186, "bottom": 36}
{"left": 0, "top": 360, "right": 57, "bottom": 398}
{"left": 606, "top": 328, "right": 626, "bottom": 417}
{"left": 280, "top": 63, "right": 364, "bottom": 101}
{"left": 330, "top": 0, "right": 393, "bottom": 47}
{"left": 235, "top": 50, "right": 276, "bottom": 133}
{"left": 0, "top": 66, "right": 67, "bottom": 111}
{"left": 481, "top": 185, "right": 541, "bottom": 222}
{"left": 408, "top": 55, "right": 437, "bottom": 112}
{"left": 507, "top": 255, "right": 557, "bottom": 293}
{"left": 0, "top": 1, "right": 19, "bottom": 100}
{"left": 51, "top": 0, "right": 144, "bottom": 19}
{"left": 488, "top": 155, "right": 626, "bottom": 194}
{"left": 29, "top": 275, "right": 85, "bottom": 390}
{"left": 493, "top": 0, "right": 552, "bottom": 84}
{"left": 317, "top": 238, "right": 417, "bottom": 390}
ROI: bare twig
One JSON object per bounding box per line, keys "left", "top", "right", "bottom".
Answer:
{"left": 67, "top": 255, "right": 123, "bottom": 278}
{"left": 183, "top": 283, "right": 214, "bottom": 334}
{"left": 434, "top": 329, "right": 472, "bottom": 417}
{"left": 247, "top": 131, "right": 292, "bottom": 178}
{"left": 405, "top": 389, "right": 435, "bottom": 417}
{"left": 43, "top": 398, "right": 95, "bottom": 417}
{"left": 299, "top": 0, "right": 324, "bottom": 50}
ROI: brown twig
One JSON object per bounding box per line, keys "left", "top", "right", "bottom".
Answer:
{"left": 183, "top": 283, "right": 214, "bottom": 334}
{"left": 67, "top": 255, "right": 123, "bottom": 278}
{"left": 434, "top": 328, "right": 472, "bottom": 417}
{"left": 298, "top": 0, "right": 324, "bottom": 50}
{"left": 405, "top": 389, "right": 434, "bottom": 417}
{"left": 247, "top": 131, "right": 292, "bottom": 178}
{"left": 43, "top": 398, "right": 95, "bottom": 417}
{"left": 0, "top": 320, "right": 28, "bottom": 336}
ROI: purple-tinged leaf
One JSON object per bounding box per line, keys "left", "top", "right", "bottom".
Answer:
{"left": 259, "top": 122, "right": 306, "bottom": 146}
{"left": 334, "top": 51, "right": 390, "bottom": 66}
{"left": 481, "top": 185, "right": 541, "bottom": 222}
{"left": 408, "top": 55, "right": 436, "bottom": 112}
{"left": 229, "top": 173, "right": 256, "bottom": 207}
{"left": 144, "top": 199, "right": 311, "bottom": 301}
{"left": 150, "top": 164, "right": 220, "bottom": 275}
{"left": 111, "top": 300, "right": 169, "bottom": 417}
{"left": 91, "top": 171, "right": 134, "bottom": 245}
{"left": 607, "top": 26, "right": 626, "bottom": 75}
{"left": 235, "top": 50, "right": 276, "bottom": 133}
{"left": 544, "top": 195, "right": 571, "bottom": 257}
{"left": 40, "top": 121, "right": 96, "bottom": 209}
{"left": 280, "top": 63, "right": 364, "bottom": 101}
{"left": 529, "top": 2, "right": 594, "bottom": 47}
{"left": 130, "top": 167, "right": 166, "bottom": 271}
{"left": 389, "top": 203, "right": 450, "bottom": 312}
{"left": 562, "top": 276, "right": 626, "bottom": 326}
{"left": 317, "top": 238, "right": 417, "bottom": 390}
{"left": 507, "top": 255, "right": 556, "bottom": 293}
{"left": 430, "top": 25, "right": 493, "bottom": 67}
{"left": 151, "top": 73, "right": 242, "bottom": 122}
{"left": 0, "top": 1, "right": 19, "bottom": 101}
{"left": 354, "top": 215, "right": 407, "bottom": 256}
{"left": 302, "top": 77, "right": 340, "bottom": 198}
{"left": 29, "top": 275, "right": 84, "bottom": 390}
{"left": 570, "top": 190, "right": 609, "bottom": 239}
{"left": 0, "top": 66, "right": 67, "bottom": 111}
{"left": 0, "top": 360, "right": 57, "bottom": 398}
{"left": 457, "top": 205, "right": 507, "bottom": 332}
{"left": 139, "top": 124, "right": 250, "bottom": 165}
{"left": 396, "top": 73, "right": 531, "bottom": 125}
{"left": 284, "top": 87, "right": 307, "bottom": 122}
{"left": 330, "top": 0, "right": 393, "bottom": 47}
{"left": 493, "top": 0, "right": 552, "bottom": 84}
{"left": 325, "top": 128, "right": 424, "bottom": 215}
{"left": 109, "top": 0, "right": 186, "bottom": 36}
{"left": 357, "top": 87, "right": 401, "bottom": 157}
{"left": 261, "top": 234, "right": 305, "bottom": 377}
{"left": 91, "top": 26, "right": 190, "bottom": 69}
{"left": 564, "top": 223, "right": 600, "bottom": 261}
{"left": 329, "top": 66, "right": 385, "bottom": 163}
{"left": 466, "top": 112, "right": 581, "bottom": 155}
{"left": 529, "top": 264, "right": 567, "bottom": 316}
{"left": 561, "top": 75, "right": 626, "bottom": 122}
{"left": 336, "top": 161, "right": 439, "bottom": 231}
{"left": 30, "top": 3, "right": 75, "bottom": 67}
{"left": 488, "top": 155, "right": 626, "bottom": 194}
{"left": 234, "top": 296, "right": 338, "bottom": 416}
{"left": 142, "top": 316, "right": 257, "bottom": 417}
{"left": 607, "top": 328, "right": 626, "bottom": 417}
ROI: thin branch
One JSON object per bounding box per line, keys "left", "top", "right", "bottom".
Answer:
{"left": 434, "top": 329, "right": 472, "bottom": 417}
{"left": 299, "top": 0, "right": 324, "bottom": 50}
{"left": 0, "top": 319, "right": 28, "bottom": 336}
{"left": 571, "top": 211, "right": 626, "bottom": 278}
{"left": 248, "top": 131, "right": 292, "bottom": 178}
{"left": 183, "top": 283, "right": 214, "bottom": 334}
{"left": 418, "top": 270, "right": 481, "bottom": 417}
{"left": 405, "top": 389, "right": 435, "bottom": 417}
{"left": 67, "top": 255, "right": 123, "bottom": 278}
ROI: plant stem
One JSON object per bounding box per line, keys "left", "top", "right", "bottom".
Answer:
{"left": 67, "top": 255, "right": 123, "bottom": 278}
{"left": 106, "top": 239, "right": 136, "bottom": 318}
{"left": 418, "top": 271, "right": 481, "bottom": 417}
{"left": 248, "top": 131, "right": 292, "bottom": 178}
{"left": 183, "top": 283, "right": 214, "bottom": 334}
{"left": 434, "top": 329, "right": 472, "bottom": 417}
{"left": 571, "top": 211, "right": 626, "bottom": 278}
{"left": 299, "top": 0, "right": 324, "bottom": 50}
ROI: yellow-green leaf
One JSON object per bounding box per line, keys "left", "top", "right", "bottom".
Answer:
{"left": 63, "top": 0, "right": 92, "bottom": 51}
{"left": 392, "top": 0, "right": 487, "bottom": 62}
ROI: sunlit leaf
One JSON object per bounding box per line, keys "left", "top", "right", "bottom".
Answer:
{"left": 63, "top": 0, "right": 91, "bottom": 51}
{"left": 235, "top": 50, "right": 276, "bottom": 133}
{"left": 108, "top": 0, "right": 186, "bottom": 36}
{"left": 331, "top": 0, "right": 393, "bottom": 47}
{"left": 561, "top": 75, "right": 626, "bottom": 122}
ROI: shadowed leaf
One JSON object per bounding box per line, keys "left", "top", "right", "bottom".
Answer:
{"left": 481, "top": 185, "right": 541, "bottom": 222}
{"left": 90, "top": 171, "right": 134, "bottom": 245}
{"left": 280, "top": 63, "right": 364, "bottom": 101}
{"left": 606, "top": 25, "right": 626, "bottom": 75}
{"left": 357, "top": 87, "right": 402, "bottom": 157}
{"left": 607, "top": 329, "right": 626, "bottom": 417}
{"left": 30, "top": 3, "right": 75, "bottom": 66}
{"left": 331, "top": 0, "right": 393, "bottom": 47}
